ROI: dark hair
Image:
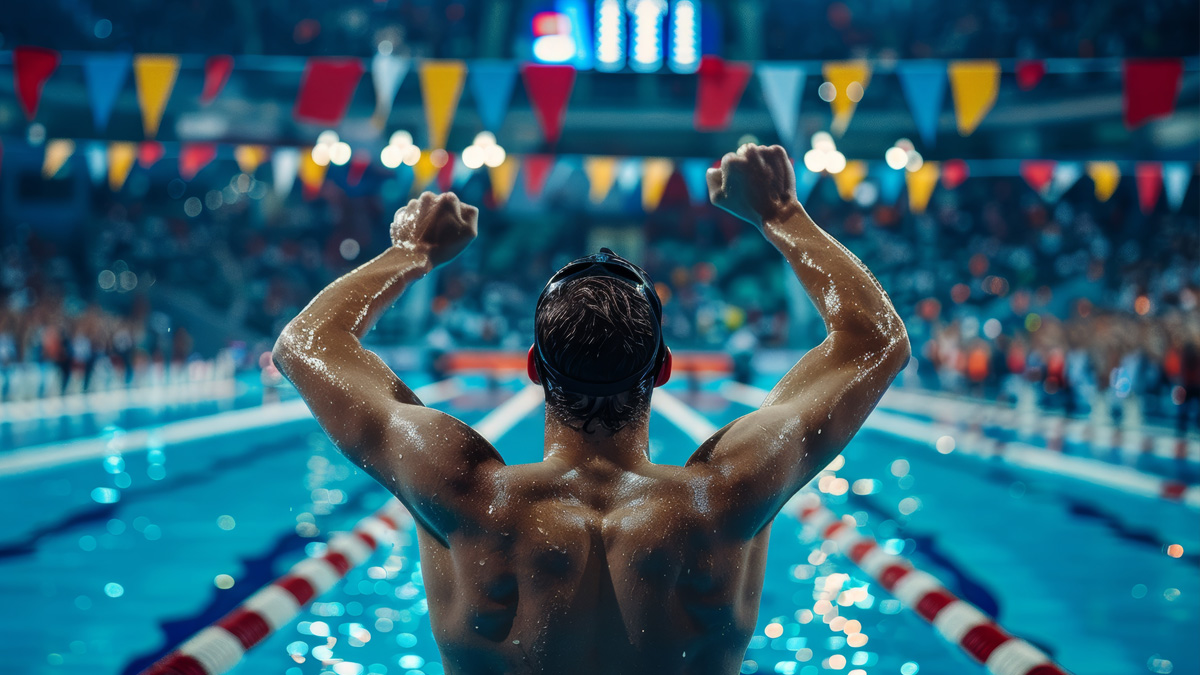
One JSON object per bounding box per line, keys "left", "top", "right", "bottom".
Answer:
{"left": 535, "top": 276, "right": 659, "bottom": 433}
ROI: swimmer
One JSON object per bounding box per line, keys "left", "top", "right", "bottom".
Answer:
{"left": 273, "top": 144, "right": 910, "bottom": 674}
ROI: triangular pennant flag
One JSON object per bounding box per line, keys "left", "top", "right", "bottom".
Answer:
{"left": 134, "top": 55, "right": 180, "bottom": 138}
{"left": 452, "top": 153, "right": 477, "bottom": 189}
{"left": 299, "top": 149, "right": 329, "bottom": 200}
{"left": 419, "top": 60, "right": 468, "bottom": 149}
{"left": 1163, "top": 162, "right": 1192, "bottom": 212}
{"left": 680, "top": 159, "right": 711, "bottom": 205}
{"left": 642, "top": 158, "right": 674, "bottom": 211}
{"left": 294, "top": 57, "right": 365, "bottom": 126}
{"left": 179, "top": 143, "right": 217, "bottom": 181}
{"left": 1124, "top": 59, "right": 1183, "bottom": 130}
{"left": 1015, "top": 60, "right": 1046, "bottom": 91}
{"left": 413, "top": 151, "right": 439, "bottom": 190}
{"left": 138, "top": 141, "right": 164, "bottom": 168}
{"left": 201, "top": 55, "right": 234, "bottom": 105}
{"left": 85, "top": 143, "right": 107, "bottom": 185}
{"left": 822, "top": 60, "right": 871, "bottom": 136}
{"left": 436, "top": 153, "right": 457, "bottom": 193}
{"left": 584, "top": 156, "right": 618, "bottom": 204}
{"left": 108, "top": 142, "right": 137, "bottom": 191}
{"left": 940, "top": 158, "right": 969, "bottom": 190}
{"left": 756, "top": 63, "right": 805, "bottom": 150}
{"left": 1020, "top": 160, "right": 1056, "bottom": 196}
{"left": 906, "top": 162, "right": 939, "bottom": 214}
{"left": 947, "top": 60, "right": 1000, "bottom": 136}
{"left": 1047, "top": 162, "right": 1082, "bottom": 202}
{"left": 876, "top": 165, "right": 905, "bottom": 205}
{"left": 896, "top": 61, "right": 946, "bottom": 147}
{"left": 371, "top": 52, "right": 411, "bottom": 128}
{"left": 83, "top": 53, "right": 132, "bottom": 132}
{"left": 832, "top": 161, "right": 867, "bottom": 201}
{"left": 393, "top": 163, "right": 415, "bottom": 199}
{"left": 615, "top": 159, "right": 643, "bottom": 201}
{"left": 348, "top": 151, "right": 371, "bottom": 187}
{"left": 796, "top": 168, "right": 820, "bottom": 203}
{"left": 695, "top": 57, "right": 753, "bottom": 131}
{"left": 235, "top": 145, "right": 268, "bottom": 175}
{"left": 1086, "top": 162, "right": 1121, "bottom": 202}
{"left": 1136, "top": 162, "right": 1162, "bottom": 214}
{"left": 14, "top": 46, "right": 61, "bottom": 121}
{"left": 521, "top": 64, "right": 576, "bottom": 145}
{"left": 272, "top": 148, "right": 300, "bottom": 197}
{"left": 273, "top": 147, "right": 300, "bottom": 196}
{"left": 42, "top": 139, "right": 75, "bottom": 178}
{"left": 469, "top": 60, "right": 519, "bottom": 133}
{"left": 523, "top": 154, "right": 555, "bottom": 199}
{"left": 488, "top": 157, "right": 520, "bottom": 206}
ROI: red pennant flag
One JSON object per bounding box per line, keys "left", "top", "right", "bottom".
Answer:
{"left": 1020, "top": 160, "right": 1056, "bottom": 195}
{"left": 436, "top": 154, "right": 457, "bottom": 193}
{"left": 179, "top": 143, "right": 217, "bottom": 181}
{"left": 1136, "top": 162, "right": 1162, "bottom": 214}
{"left": 941, "top": 159, "right": 970, "bottom": 190}
{"left": 695, "top": 56, "right": 752, "bottom": 131}
{"left": 138, "top": 141, "right": 164, "bottom": 168}
{"left": 14, "top": 46, "right": 61, "bottom": 120}
{"left": 348, "top": 152, "right": 370, "bottom": 187}
{"left": 201, "top": 55, "right": 234, "bottom": 105}
{"left": 523, "top": 154, "right": 554, "bottom": 198}
{"left": 1015, "top": 60, "right": 1045, "bottom": 91}
{"left": 294, "top": 58, "right": 366, "bottom": 125}
{"left": 521, "top": 64, "right": 576, "bottom": 145}
{"left": 1124, "top": 59, "right": 1183, "bottom": 129}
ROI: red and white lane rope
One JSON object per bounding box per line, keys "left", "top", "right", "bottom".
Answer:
{"left": 792, "top": 496, "right": 1070, "bottom": 675}
{"left": 141, "top": 500, "right": 409, "bottom": 675}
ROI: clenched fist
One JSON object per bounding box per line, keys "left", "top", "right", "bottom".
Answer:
{"left": 707, "top": 144, "right": 802, "bottom": 232}
{"left": 391, "top": 192, "right": 479, "bottom": 267}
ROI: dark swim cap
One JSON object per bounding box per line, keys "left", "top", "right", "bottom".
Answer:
{"left": 533, "top": 248, "right": 666, "bottom": 397}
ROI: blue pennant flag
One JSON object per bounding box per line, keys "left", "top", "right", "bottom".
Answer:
{"left": 84, "top": 53, "right": 132, "bottom": 132}
{"left": 875, "top": 164, "right": 905, "bottom": 205}
{"left": 680, "top": 159, "right": 712, "bottom": 205}
{"left": 756, "top": 63, "right": 805, "bottom": 151}
{"left": 394, "top": 162, "right": 414, "bottom": 198}
{"left": 897, "top": 61, "right": 946, "bottom": 148}
{"left": 468, "top": 60, "right": 519, "bottom": 133}
{"left": 1163, "top": 162, "right": 1192, "bottom": 212}
{"left": 85, "top": 142, "right": 108, "bottom": 185}
{"left": 796, "top": 168, "right": 820, "bottom": 203}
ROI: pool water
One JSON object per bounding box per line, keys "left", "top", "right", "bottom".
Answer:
{"left": 1, "top": 376, "right": 1196, "bottom": 675}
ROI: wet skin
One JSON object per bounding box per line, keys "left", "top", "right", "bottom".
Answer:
{"left": 274, "top": 145, "right": 911, "bottom": 674}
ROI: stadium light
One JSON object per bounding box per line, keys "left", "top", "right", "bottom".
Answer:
{"left": 630, "top": 0, "right": 666, "bottom": 73}
{"left": 668, "top": 0, "right": 700, "bottom": 73}
{"left": 595, "top": 0, "right": 626, "bottom": 72}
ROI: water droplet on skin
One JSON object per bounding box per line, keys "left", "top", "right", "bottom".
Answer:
{"left": 512, "top": 639, "right": 520, "bottom": 645}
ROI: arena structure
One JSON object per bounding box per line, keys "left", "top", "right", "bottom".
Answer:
{"left": 0, "top": 1, "right": 1197, "bottom": 674}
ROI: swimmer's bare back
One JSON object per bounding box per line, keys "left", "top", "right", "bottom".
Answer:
{"left": 273, "top": 145, "right": 910, "bottom": 675}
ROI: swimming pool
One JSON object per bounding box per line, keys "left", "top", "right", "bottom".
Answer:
{"left": 2, "top": 375, "right": 1196, "bottom": 675}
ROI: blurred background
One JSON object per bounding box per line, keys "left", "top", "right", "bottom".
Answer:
{"left": 0, "top": 2, "right": 1197, "bottom": 675}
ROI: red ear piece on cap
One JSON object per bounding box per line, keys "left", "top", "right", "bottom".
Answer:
{"left": 654, "top": 347, "right": 672, "bottom": 388}
{"left": 526, "top": 346, "right": 541, "bottom": 385}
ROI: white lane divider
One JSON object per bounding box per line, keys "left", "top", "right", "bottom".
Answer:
{"left": 473, "top": 385, "right": 545, "bottom": 443}
{"left": 0, "top": 379, "right": 462, "bottom": 477}
{"left": 650, "top": 390, "right": 718, "bottom": 443}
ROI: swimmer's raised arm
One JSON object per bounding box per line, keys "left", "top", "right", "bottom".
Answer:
{"left": 687, "top": 145, "right": 910, "bottom": 537}
{"left": 273, "top": 192, "right": 502, "bottom": 543}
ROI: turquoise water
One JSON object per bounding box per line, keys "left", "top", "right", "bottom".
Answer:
{"left": 1, "top": 377, "right": 1196, "bottom": 675}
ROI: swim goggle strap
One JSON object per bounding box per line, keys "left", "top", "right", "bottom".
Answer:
{"left": 532, "top": 248, "right": 667, "bottom": 397}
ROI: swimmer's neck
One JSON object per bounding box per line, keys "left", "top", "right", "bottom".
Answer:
{"left": 542, "top": 412, "right": 652, "bottom": 470}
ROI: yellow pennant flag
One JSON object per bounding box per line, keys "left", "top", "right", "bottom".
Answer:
{"left": 1086, "top": 162, "right": 1121, "bottom": 202}
{"left": 642, "top": 158, "right": 674, "bottom": 212}
{"left": 413, "top": 150, "right": 440, "bottom": 191}
{"left": 833, "top": 161, "right": 867, "bottom": 201}
{"left": 419, "top": 60, "right": 468, "bottom": 150}
{"left": 42, "top": 139, "right": 75, "bottom": 178}
{"left": 298, "top": 149, "right": 329, "bottom": 199}
{"left": 488, "top": 156, "right": 520, "bottom": 206}
{"left": 584, "top": 156, "right": 618, "bottom": 204}
{"left": 108, "top": 142, "right": 137, "bottom": 192}
{"left": 235, "top": 145, "right": 269, "bottom": 175}
{"left": 822, "top": 60, "right": 872, "bottom": 136}
{"left": 134, "top": 55, "right": 180, "bottom": 138}
{"left": 948, "top": 61, "right": 1000, "bottom": 136}
{"left": 906, "top": 162, "right": 940, "bottom": 214}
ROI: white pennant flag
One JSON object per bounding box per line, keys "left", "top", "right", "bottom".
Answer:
{"left": 1163, "top": 162, "right": 1192, "bottom": 212}
{"left": 1047, "top": 162, "right": 1082, "bottom": 202}
{"left": 756, "top": 63, "right": 806, "bottom": 151}
{"left": 372, "top": 52, "right": 411, "bottom": 126}
{"left": 273, "top": 148, "right": 300, "bottom": 198}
